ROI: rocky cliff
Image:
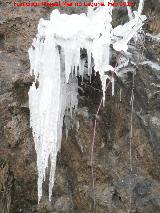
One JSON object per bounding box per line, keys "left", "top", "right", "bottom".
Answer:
{"left": 0, "top": 0, "right": 160, "bottom": 212}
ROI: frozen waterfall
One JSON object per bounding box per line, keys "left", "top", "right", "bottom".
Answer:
{"left": 28, "top": 0, "right": 146, "bottom": 202}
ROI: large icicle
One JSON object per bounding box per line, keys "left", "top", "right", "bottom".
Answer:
{"left": 28, "top": 0, "right": 146, "bottom": 203}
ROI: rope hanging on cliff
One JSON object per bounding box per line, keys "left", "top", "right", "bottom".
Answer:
{"left": 128, "top": 70, "right": 135, "bottom": 213}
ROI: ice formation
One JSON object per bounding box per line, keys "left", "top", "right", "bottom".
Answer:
{"left": 28, "top": 0, "right": 146, "bottom": 202}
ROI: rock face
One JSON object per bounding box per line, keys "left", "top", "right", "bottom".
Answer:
{"left": 0, "top": 0, "right": 160, "bottom": 212}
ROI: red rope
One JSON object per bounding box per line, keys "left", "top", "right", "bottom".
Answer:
{"left": 90, "top": 80, "right": 111, "bottom": 210}
{"left": 90, "top": 54, "right": 122, "bottom": 210}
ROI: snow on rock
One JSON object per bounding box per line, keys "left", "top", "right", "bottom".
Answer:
{"left": 146, "top": 33, "right": 160, "bottom": 42}
{"left": 141, "top": 60, "right": 160, "bottom": 71}
{"left": 28, "top": 0, "right": 146, "bottom": 203}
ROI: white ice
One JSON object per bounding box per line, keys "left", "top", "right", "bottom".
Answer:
{"left": 28, "top": 0, "right": 146, "bottom": 203}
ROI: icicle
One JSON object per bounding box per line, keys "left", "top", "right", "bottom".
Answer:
{"left": 137, "top": 0, "right": 144, "bottom": 15}
{"left": 112, "top": 77, "right": 114, "bottom": 96}
{"left": 120, "top": 88, "right": 122, "bottom": 102}
{"left": 87, "top": 49, "right": 92, "bottom": 76}
{"left": 126, "top": 0, "right": 134, "bottom": 20}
